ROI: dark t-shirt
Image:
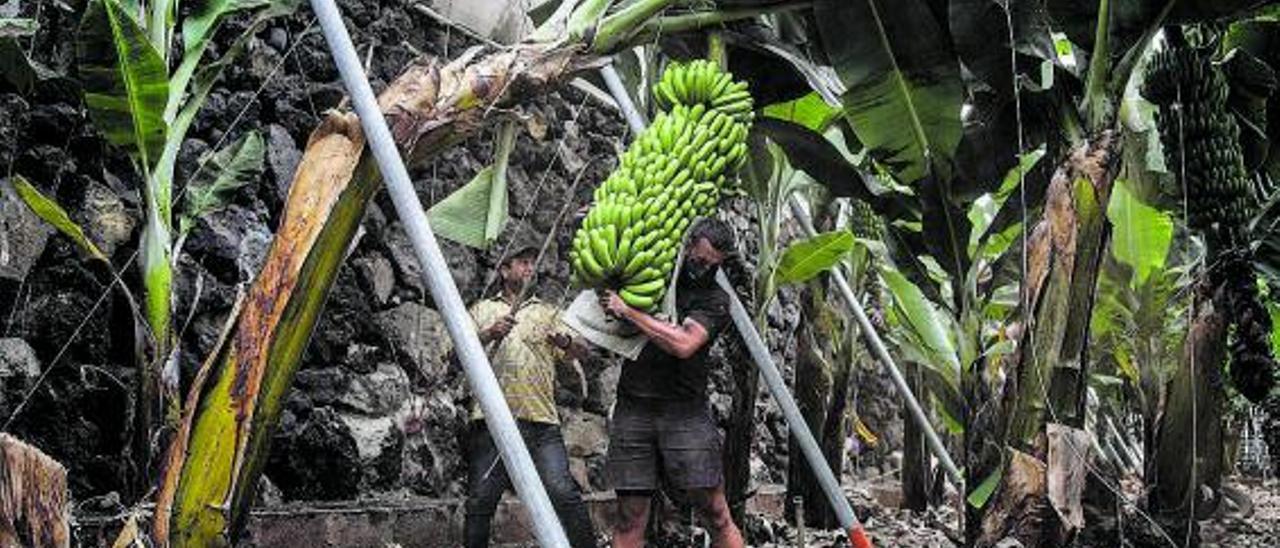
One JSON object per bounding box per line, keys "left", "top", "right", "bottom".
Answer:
{"left": 617, "top": 276, "right": 731, "bottom": 402}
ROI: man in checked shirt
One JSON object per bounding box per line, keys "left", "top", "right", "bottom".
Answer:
{"left": 463, "top": 243, "right": 599, "bottom": 548}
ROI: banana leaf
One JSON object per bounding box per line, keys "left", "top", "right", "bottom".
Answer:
{"left": 1106, "top": 178, "right": 1171, "bottom": 287}
{"left": 77, "top": 0, "right": 169, "bottom": 171}
{"left": 812, "top": 0, "right": 963, "bottom": 185}
{"left": 763, "top": 92, "right": 842, "bottom": 133}
{"left": 427, "top": 121, "right": 517, "bottom": 249}
{"left": 9, "top": 175, "right": 108, "bottom": 262}
{"left": 775, "top": 230, "right": 854, "bottom": 284}
{"left": 179, "top": 131, "right": 266, "bottom": 236}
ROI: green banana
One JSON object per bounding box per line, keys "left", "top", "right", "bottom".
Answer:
{"left": 570, "top": 59, "right": 755, "bottom": 310}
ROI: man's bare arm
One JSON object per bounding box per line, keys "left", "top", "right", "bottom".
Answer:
{"left": 603, "top": 291, "right": 709, "bottom": 359}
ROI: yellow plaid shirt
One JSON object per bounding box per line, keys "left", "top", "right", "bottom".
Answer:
{"left": 469, "top": 297, "right": 573, "bottom": 425}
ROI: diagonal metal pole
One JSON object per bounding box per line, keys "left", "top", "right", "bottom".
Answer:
{"left": 308, "top": 1, "right": 570, "bottom": 546}
{"left": 788, "top": 199, "right": 963, "bottom": 486}
{"left": 716, "top": 270, "right": 874, "bottom": 548}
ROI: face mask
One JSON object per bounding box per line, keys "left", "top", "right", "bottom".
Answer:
{"left": 682, "top": 256, "right": 714, "bottom": 282}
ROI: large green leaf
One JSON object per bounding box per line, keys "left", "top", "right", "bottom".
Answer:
{"left": 813, "top": 0, "right": 963, "bottom": 184}
{"left": 755, "top": 117, "right": 912, "bottom": 220}
{"left": 881, "top": 265, "right": 960, "bottom": 374}
{"left": 428, "top": 167, "right": 506, "bottom": 249}
{"left": 77, "top": 0, "right": 169, "bottom": 171}
{"left": 10, "top": 176, "right": 108, "bottom": 262}
{"left": 426, "top": 122, "right": 517, "bottom": 249}
{"left": 1107, "top": 178, "right": 1171, "bottom": 286}
{"left": 950, "top": 0, "right": 1060, "bottom": 95}
{"left": 776, "top": 230, "right": 855, "bottom": 284}
{"left": 763, "top": 92, "right": 842, "bottom": 133}
{"left": 179, "top": 131, "right": 265, "bottom": 235}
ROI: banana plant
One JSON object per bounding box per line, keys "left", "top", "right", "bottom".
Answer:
{"left": 876, "top": 150, "right": 1036, "bottom": 449}
{"left": 8, "top": 0, "right": 291, "bottom": 482}
{"left": 773, "top": 198, "right": 881, "bottom": 524}
{"left": 72, "top": 0, "right": 291, "bottom": 428}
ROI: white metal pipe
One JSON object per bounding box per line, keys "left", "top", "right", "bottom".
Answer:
{"left": 787, "top": 199, "right": 963, "bottom": 486}
{"left": 309, "top": 1, "right": 570, "bottom": 546}
{"left": 599, "top": 63, "right": 647, "bottom": 132}
{"left": 716, "top": 270, "right": 872, "bottom": 547}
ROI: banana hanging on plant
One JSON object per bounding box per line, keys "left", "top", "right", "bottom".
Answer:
{"left": 1143, "top": 43, "right": 1256, "bottom": 241}
{"left": 570, "top": 60, "right": 754, "bottom": 311}
{"left": 1145, "top": 44, "right": 1278, "bottom": 404}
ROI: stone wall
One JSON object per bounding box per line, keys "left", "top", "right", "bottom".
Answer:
{"left": 0, "top": 0, "right": 902, "bottom": 515}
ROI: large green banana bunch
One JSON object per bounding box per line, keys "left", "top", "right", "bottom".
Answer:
{"left": 570, "top": 60, "right": 754, "bottom": 311}
{"left": 1143, "top": 44, "right": 1256, "bottom": 241}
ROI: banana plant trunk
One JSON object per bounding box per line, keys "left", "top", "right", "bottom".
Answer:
{"left": 152, "top": 43, "right": 601, "bottom": 546}
{"left": 902, "top": 361, "right": 929, "bottom": 511}
{"left": 975, "top": 132, "right": 1118, "bottom": 547}
{"left": 1146, "top": 278, "right": 1228, "bottom": 539}
{"left": 725, "top": 241, "right": 775, "bottom": 525}
{"left": 783, "top": 282, "right": 834, "bottom": 527}
{"left": 814, "top": 319, "right": 857, "bottom": 529}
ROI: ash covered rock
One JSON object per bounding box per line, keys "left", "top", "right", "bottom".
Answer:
{"left": 0, "top": 176, "right": 52, "bottom": 282}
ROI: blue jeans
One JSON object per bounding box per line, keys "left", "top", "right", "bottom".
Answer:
{"left": 464, "top": 420, "right": 598, "bottom": 548}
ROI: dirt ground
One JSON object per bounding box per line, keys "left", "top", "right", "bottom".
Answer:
{"left": 1201, "top": 479, "right": 1280, "bottom": 548}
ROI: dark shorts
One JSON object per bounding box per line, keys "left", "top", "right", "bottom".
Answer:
{"left": 605, "top": 396, "right": 723, "bottom": 491}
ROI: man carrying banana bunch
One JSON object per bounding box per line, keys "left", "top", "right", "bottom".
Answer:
{"left": 598, "top": 218, "right": 745, "bottom": 548}
{"left": 463, "top": 243, "right": 599, "bottom": 548}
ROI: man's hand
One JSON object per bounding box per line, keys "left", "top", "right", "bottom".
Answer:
{"left": 481, "top": 315, "right": 517, "bottom": 343}
{"left": 547, "top": 331, "right": 573, "bottom": 350}
{"left": 547, "top": 332, "right": 591, "bottom": 362}
{"left": 600, "top": 290, "right": 632, "bottom": 321}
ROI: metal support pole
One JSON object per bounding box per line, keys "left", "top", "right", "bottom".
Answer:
{"left": 309, "top": 2, "right": 570, "bottom": 546}
{"left": 600, "top": 63, "right": 647, "bottom": 132}
{"left": 716, "top": 270, "right": 873, "bottom": 548}
{"left": 787, "top": 199, "right": 964, "bottom": 486}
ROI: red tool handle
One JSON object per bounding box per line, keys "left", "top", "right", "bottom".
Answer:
{"left": 848, "top": 526, "right": 874, "bottom": 548}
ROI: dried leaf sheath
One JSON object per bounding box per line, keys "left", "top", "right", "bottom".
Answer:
{"left": 0, "top": 434, "right": 70, "bottom": 548}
